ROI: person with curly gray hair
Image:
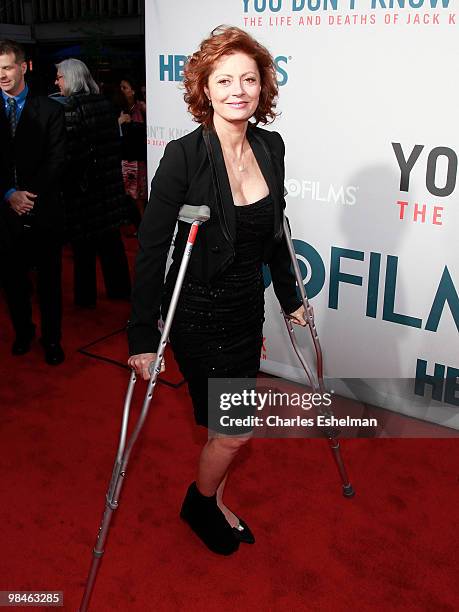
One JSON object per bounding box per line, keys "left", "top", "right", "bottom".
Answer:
{"left": 54, "top": 58, "right": 131, "bottom": 308}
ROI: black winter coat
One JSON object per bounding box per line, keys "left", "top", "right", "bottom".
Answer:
{"left": 127, "top": 124, "right": 301, "bottom": 355}
{"left": 61, "top": 93, "right": 131, "bottom": 241}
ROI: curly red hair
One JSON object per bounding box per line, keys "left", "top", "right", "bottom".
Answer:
{"left": 183, "top": 25, "right": 279, "bottom": 127}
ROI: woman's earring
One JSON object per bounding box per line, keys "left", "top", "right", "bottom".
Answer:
{"left": 208, "top": 99, "right": 212, "bottom": 107}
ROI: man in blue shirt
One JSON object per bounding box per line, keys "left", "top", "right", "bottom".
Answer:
{"left": 0, "top": 39, "right": 67, "bottom": 365}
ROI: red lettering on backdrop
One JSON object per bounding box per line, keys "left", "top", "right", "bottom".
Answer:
{"left": 397, "top": 200, "right": 409, "bottom": 220}
{"left": 413, "top": 203, "right": 426, "bottom": 223}
{"left": 432, "top": 206, "right": 443, "bottom": 225}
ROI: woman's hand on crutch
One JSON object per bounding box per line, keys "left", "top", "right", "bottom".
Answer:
{"left": 287, "top": 304, "right": 314, "bottom": 327}
{"left": 127, "top": 353, "right": 166, "bottom": 381}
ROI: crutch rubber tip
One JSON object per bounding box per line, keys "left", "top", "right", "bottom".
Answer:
{"left": 342, "top": 484, "right": 356, "bottom": 498}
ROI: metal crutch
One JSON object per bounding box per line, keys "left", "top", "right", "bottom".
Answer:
{"left": 281, "top": 215, "right": 355, "bottom": 498}
{"left": 79, "top": 204, "right": 211, "bottom": 612}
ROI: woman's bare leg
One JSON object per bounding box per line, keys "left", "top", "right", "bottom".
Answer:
{"left": 196, "top": 436, "right": 249, "bottom": 528}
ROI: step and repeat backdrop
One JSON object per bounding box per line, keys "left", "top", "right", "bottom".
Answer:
{"left": 145, "top": 0, "right": 458, "bottom": 428}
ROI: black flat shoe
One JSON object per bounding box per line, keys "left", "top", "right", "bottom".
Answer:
{"left": 11, "top": 325, "right": 36, "bottom": 356}
{"left": 40, "top": 340, "right": 65, "bottom": 366}
{"left": 233, "top": 518, "right": 255, "bottom": 544}
{"left": 180, "top": 482, "right": 239, "bottom": 556}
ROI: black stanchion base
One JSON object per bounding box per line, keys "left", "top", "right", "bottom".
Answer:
{"left": 77, "top": 326, "right": 185, "bottom": 388}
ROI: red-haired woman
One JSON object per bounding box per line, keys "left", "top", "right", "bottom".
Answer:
{"left": 127, "top": 26, "right": 307, "bottom": 555}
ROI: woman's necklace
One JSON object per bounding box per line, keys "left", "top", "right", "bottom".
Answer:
{"left": 223, "top": 141, "right": 248, "bottom": 172}
{"left": 237, "top": 142, "right": 248, "bottom": 172}
{"left": 222, "top": 140, "right": 250, "bottom": 172}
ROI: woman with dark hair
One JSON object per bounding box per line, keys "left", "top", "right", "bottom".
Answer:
{"left": 127, "top": 26, "right": 307, "bottom": 555}
{"left": 55, "top": 59, "right": 131, "bottom": 307}
{"left": 118, "top": 78, "right": 148, "bottom": 220}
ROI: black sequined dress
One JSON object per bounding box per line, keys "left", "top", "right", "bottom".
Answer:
{"left": 164, "top": 194, "right": 273, "bottom": 427}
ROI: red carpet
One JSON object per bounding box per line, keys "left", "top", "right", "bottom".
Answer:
{"left": 1, "top": 238, "right": 458, "bottom": 611}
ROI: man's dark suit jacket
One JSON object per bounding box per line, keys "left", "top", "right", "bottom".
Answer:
{"left": 0, "top": 92, "right": 66, "bottom": 251}
{"left": 128, "top": 124, "right": 302, "bottom": 355}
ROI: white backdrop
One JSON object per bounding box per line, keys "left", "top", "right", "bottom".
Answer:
{"left": 145, "top": 0, "right": 458, "bottom": 427}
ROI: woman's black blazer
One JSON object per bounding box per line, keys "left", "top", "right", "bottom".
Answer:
{"left": 128, "top": 123, "right": 301, "bottom": 355}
